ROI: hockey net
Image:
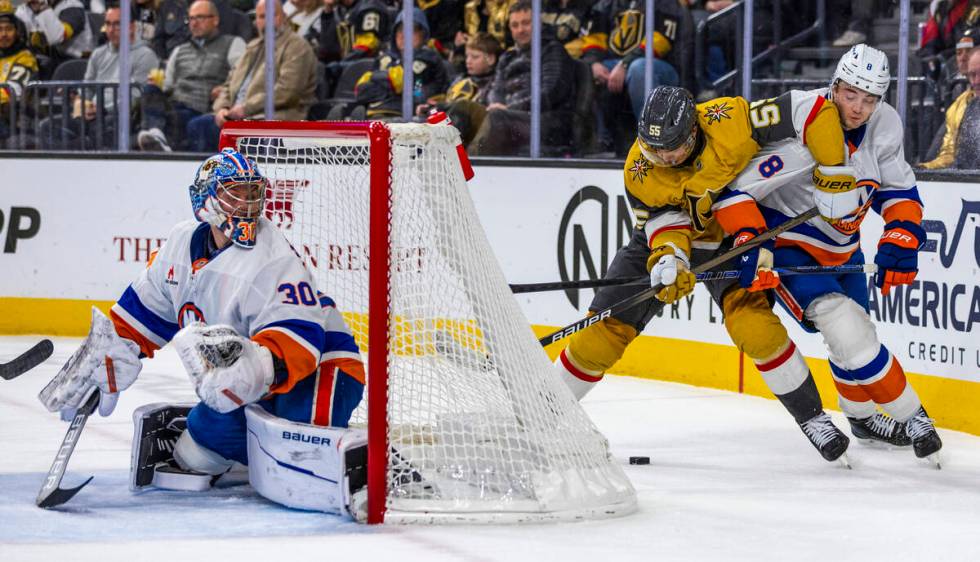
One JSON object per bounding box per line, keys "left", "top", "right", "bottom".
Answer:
{"left": 219, "top": 121, "right": 636, "bottom": 524}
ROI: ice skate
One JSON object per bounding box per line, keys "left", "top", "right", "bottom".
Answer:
{"left": 847, "top": 412, "right": 911, "bottom": 448}
{"left": 905, "top": 407, "right": 943, "bottom": 468}
{"left": 799, "top": 412, "right": 851, "bottom": 467}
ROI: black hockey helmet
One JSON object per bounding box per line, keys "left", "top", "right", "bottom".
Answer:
{"left": 637, "top": 86, "right": 699, "bottom": 167}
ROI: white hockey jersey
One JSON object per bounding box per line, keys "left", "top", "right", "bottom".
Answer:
{"left": 110, "top": 217, "right": 364, "bottom": 394}
{"left": 714, "top": 88, "right": 923, "bottom": 265}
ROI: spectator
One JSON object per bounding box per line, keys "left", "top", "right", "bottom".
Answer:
{"left": 468, "top": 0, "right": 576, "bottom": 156}
{"left": 315, "top": 0, "right": 389, "bottom": 63}
{"left": 152, "top": 0, "right": 192, "bottom": 60}
{"left": 920, "top": 0, "right": 979, "bottom": 59}
{"left": 0, "top": 0, "right": 38, "bottom": 143}
{"left": 920, "top": 47, "right": 980, "bottom": 169}
{"left": 414, "top": 0, "right": 465, "bottom": 62}
{"left": 437, "top": 31, "right": 500, "bottom": 145}
{"left": 349, "top": 7, "right": 448, "bottom": 119}
{"left": 461, "top": 0, "right": 514, "bottom": 51}
{"left": 541, "top": 0, "right": 591, "bottom": 56}
{"left": 185, "top": 0, "right": 315, "bottom": 152}
{"left": 137, "top": 0, "right": 246, "bottom": 151}
{"left": 15, "top": 0, "right": 94, "bottom": 75}
{"left": 284, "top": 0, "right": 323, "bottom": 39}
{"left": 152, "top": 0, "right": 252, "bottom": 60}
{"left": 135, "top": 0, "right": 159, "bottom": 43}
{"left": 581, "top": 0, "right": 690, "bottom": 155}
{"left": 938, "top": 27, "right": 978, "bottom": 109}
{"left": 38, "top": 6, "right": 160, "bottom": 149}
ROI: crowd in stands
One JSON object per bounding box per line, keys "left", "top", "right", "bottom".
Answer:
{"left": 0, "top": 0, "right": 979, "bottom": 166}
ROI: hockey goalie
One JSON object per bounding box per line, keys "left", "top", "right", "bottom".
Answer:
{"left": 38, "top": 148, "right": 370, "bottom": 515}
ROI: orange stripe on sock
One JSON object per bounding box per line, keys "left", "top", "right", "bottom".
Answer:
{"left": 312, "top": 365, "right": 336, "bottom": 426}
{"left": 834, "top": 379, "right": 872, "bottom": 403}
{"left": 861, "top": 358, "right": 908, "bottom": 404}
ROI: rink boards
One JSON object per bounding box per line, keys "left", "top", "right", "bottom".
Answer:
{"left": 1, "top": 156, "right": 978, "bottom": 433}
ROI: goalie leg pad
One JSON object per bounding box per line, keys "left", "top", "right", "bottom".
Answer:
{"left": 244, "top": 405, "right": 367, "bottom": 515}
{"left": 130, "top": 402, "right": 196, "bottom": 491}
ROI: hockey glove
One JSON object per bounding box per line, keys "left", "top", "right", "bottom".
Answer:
{"left": 874, "top": 220, "right": 925, "bottom": 295}
{"left": 38, "top": 307, "right": 142, "bottom": 418}
{"left": 812, "top": 165, "right": 866, "bottom": 220}
{"left": 647, "top": 243, "right": 696, "bottom": 303}
{"left": 172, "top": 323, "right": 274, "bottom": 414}
{"left": 733, "top": 228, "right": 779, "bottom": 291}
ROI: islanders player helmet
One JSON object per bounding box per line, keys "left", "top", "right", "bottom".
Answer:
{"left": 831, "top": 43, "right": 890, "bottom": 98}
{"left": 189, "top": 148, "right": 268, "bottom": 249}
{"left": 637, "top": 86, "right": 699, "bottom": 167}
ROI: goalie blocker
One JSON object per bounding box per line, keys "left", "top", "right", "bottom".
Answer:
{"left": 130, "top": 403, "right": 368, "bottom": 516}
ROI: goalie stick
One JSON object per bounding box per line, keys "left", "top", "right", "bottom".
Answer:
{"left": 538, "top": 207, "right": 821, "bottom": 346}
{"left": 36, "top": 388, "right": 100, "bottom": 508}
{"left": 0, "top": 339, "right": 54, "bottom": 381}
{"left": 511, "top": 264, "right": 877, "bottom": 294}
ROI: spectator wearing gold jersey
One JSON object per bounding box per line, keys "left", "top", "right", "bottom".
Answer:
{"left": 581, "top": 0, "right": 692, "bottom": 155}
{"left": 14, "top": 0, "right": 93, "bottom": 75}
{"left": 0, "top": 0, "right": 38, "bottom": 143}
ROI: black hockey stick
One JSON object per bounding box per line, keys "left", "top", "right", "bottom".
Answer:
{"left": 511, "top": 264, "right": 876, "bottom": 294}
{"left": 36, "top": 389, "right": 100, "bottom": 508}
{"left": 538, "top": 207, "right": 821, "bottom": 346}
{"left": 0, "top": 339, "right": 54, "bottom": 381}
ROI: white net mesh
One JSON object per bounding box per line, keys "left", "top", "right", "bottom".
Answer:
{"left": 236, "top": 123, "right": 636, "bottom": 523}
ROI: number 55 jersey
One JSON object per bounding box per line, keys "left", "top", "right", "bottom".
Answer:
{"left": 626, "top": 90, "right": 847, "bottom": 257}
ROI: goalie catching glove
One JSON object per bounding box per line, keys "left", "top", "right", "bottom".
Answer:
{"left": 647, "top": 243, "right": 696, "bottom": 303}
{"left": 171, "top": 323, "right": 274, "bottom": 414}
{"left": 38, "top": 307, "right": 142, "bottom": 418}
{"left": 812, "top": 165, "right": 867, "bottom": 220}
{"left": 733, "top": 228, "right": 779, "bottom": 291}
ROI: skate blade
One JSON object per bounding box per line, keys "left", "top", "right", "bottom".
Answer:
{"left": 836, "top": 452, "right": 852, "bottom": 469}
{"left": 924, "top": 452, "right": 942, "bottom": 470}
{"left": 854, "top": 437, "right": 911, "bottom": 450}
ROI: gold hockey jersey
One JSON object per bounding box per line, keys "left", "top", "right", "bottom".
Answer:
{"left": 625, "top": 91, "right": 846, "bottom": 257}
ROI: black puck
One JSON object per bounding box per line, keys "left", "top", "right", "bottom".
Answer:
{"left": 629, "top": 456, "right": 650, "bottom": 465}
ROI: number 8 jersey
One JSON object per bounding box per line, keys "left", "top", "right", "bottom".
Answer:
{"left": 109, "top": 217, "right": 365, "bottom": 396}
{"left": 626, "top": 91, "right": 847, "bottom": 257}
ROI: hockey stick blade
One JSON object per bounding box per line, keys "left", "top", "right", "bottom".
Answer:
{"left": 36, "top": 389, "right": 100, "bottom": 509}
{"left": 538, "top": 207, "right": 820, "bottom": 346}
{"left": 511, "top": 264, "right": 876, "bottom": 293}
{"left": 0, "top": 339, "right": 54, "bottom": 381}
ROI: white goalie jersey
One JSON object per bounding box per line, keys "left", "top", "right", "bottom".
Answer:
{"left": 109, "top": 217, "right": 364, "bottom": 394}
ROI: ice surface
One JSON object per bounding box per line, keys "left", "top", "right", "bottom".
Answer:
{"left": 2, "top": 336, "right": 980, "bottom": 562}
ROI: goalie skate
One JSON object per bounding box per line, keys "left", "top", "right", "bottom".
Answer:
{"left": 129, "top": 403, "right": 212, "bottom": 491}
{"left": 847, "top": 413, "right": 911, "bottom": 448}
{"left": 799, "top": 413, "right": 851, "bottom": 467}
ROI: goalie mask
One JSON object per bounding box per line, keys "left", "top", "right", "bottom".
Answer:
{"left": 189, "top": 148, "right": 268, "bottom": 249}
{"left": 637, "top": 86, "right": 700, "bottom": 167}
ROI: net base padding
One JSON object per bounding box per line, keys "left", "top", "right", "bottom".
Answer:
{"left": 223, "top": 120, "right": 639, "bottom": 524}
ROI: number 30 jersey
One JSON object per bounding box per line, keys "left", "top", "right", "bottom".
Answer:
{"left": 625, "top": 90, "right": 846, "bottom": 257}
{"left": 109, "top": 217, "right": 364, "bottom": 395}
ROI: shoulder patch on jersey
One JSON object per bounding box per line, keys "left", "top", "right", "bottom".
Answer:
{"left": 703, "top": 102, "right": 733, "bottom": 125}
{"left": 628, "top": 156, "right": 653, "bottom": 183}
